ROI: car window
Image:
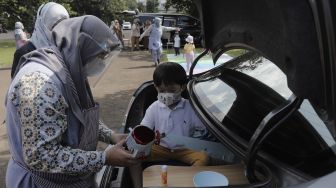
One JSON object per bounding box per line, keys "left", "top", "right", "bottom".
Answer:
{"left": 191, "top": 49, "right": 336, "bottom": 177}
{"left": 162, "top": 17, "right": 176, "bottom": 27}
{"left": 177, "top": 16, "right": 198, "bottom": 27}
{"left": 220, "top": 49, "right": 293, "bottom": 98}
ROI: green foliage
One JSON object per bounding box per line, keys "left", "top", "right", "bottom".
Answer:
{"left": 0, "top": 0, "right": 46, "bottom": 32}
{"left": 125, "top": 0, "right": 137, "bottom": 11}
{"left": 146, "top": 0, "right": 159, "bottom": 13}
{"left": 137, "top": 2, "right": 145, "bottom": 12}
{"left": 165, "top": 0, "right": 199, "bottom": 18}
{"left": 0, "top": 0, "right": 132, "bottom": 32}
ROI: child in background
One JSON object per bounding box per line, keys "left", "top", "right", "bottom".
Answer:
{"left": 173, "top": 31, "right": 181, "bottom": 56}
{"left": 184, "top": 35, "right": 195, "bottom": 72}
{"left": 129, "top": 62, "right": 209, "bottom": 188}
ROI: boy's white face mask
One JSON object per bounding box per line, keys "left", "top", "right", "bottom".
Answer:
{"left": 158, "top": 91, "right": 181, "bottom": 106}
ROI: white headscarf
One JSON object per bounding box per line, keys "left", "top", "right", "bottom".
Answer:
{"left": 154, "top": 17, "right": 161, "bottom": 28}
{"left": 14, "top": 22, "right": 24, "bottom": 29}
{"left": 30, "top": 2, "right": 69, "bottom": 49}
{"left": 186, "top": 35, "right": 194, "bottom": 43}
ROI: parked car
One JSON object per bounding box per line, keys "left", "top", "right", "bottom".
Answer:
{"left": 134, "top": 12, "right": 202, "bottom": 46}
{"left": 97, "top": 0, "right": 336, "bottom": 187}
{"left": 122, "top": 22, "right": 131, "bottom": 30}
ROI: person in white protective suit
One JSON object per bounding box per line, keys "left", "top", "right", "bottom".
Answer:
{"left": 140, "top": 17, "right": 180, "bottom": 66}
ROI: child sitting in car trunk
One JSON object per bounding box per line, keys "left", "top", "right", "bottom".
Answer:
{"left": 129, "top": 62, "right": 209, "bottom": 188}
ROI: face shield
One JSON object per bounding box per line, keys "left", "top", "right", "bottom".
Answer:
{"left": 83, "top": 38, "right": 121, "bottom": 77}
{"left": 52, "top": 15, "right": 120, "bottom": 78}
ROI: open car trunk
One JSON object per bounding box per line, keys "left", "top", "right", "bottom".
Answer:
{"left": 97, "top": 0, "right": 336, "bottom": 187}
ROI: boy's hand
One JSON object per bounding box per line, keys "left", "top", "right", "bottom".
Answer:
{"left": 154, "top": 131, "right": 166, "bottom": 145}
{"left": 105, "top": 139, "right": 139, "bottom": 166}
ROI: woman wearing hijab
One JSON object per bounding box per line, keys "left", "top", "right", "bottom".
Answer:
{"left": 112, "top": 20, "right": 125, "bottom": 49}
{"left": 6, "top": 15, "right": 138, "bottom": 188}
{"left": 14, "top": 21, "right": 28, "bottom": 49}
{"left": 131, "top": 18, "right": 141, "bottom": 51}
{"left": 11, "top": 2, "right": 70, "bottom": 78}
{"left": 140, "top": 17, "right": 180, "bottom": 66}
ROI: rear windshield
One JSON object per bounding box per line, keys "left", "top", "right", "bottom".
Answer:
{"left": 191, "top": 50, "right": 336, "bottom": 177}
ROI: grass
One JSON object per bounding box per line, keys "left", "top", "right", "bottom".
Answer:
{"left": 0, "top": 39, "right": 15, "bottom": 68}
{"left": 162, "top": 47, "right": 245, "bottom": 63}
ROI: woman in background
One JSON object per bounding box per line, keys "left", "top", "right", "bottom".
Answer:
{"left": 14, "top": 21, "right": 28, "bottom": 49}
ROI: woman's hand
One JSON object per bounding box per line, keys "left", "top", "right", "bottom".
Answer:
{"left": 105, "top": 139, "right": 139, "bottom": 167}
{"left": 111, "top": 133, "right": 127, "bottom": 144}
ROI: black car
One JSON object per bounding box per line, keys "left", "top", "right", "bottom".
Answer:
{"left": 97, "top": 0, "right": 336, "bottom": 187}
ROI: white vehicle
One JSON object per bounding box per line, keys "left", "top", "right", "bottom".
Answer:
{"left": 122, "top": 22, "right": 131, "bottom": 30}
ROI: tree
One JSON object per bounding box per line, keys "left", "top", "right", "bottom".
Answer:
{"left": 0, "top": 0, "right": 131, "bottom": 32}
{"left": 146, "top": 0, "right": 159, "bottom": 13}
{"left": 137, "top": 2, "right": 145, "bottom": 13}
{"left": 0, "top": 0, "right": 49, "bottom": 32}
{"left": 125, "top": 0, "right": 137, "bottom": 11}
{"left": 164, "top": 0, "right": 171, "bottom": 12}
{"left": 165, "top": 0, "right": 199, "bottom": 18}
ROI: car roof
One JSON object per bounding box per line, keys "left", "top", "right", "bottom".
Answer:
{"left": 135, "top": 12, "right": 199, "bottom": 20}
{"left": 194, "top": 0, "right": 336, "bottom": 135}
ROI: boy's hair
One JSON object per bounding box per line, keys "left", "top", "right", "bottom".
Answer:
{"left": 153, "top": 62, "right": 187, "bottom": 87}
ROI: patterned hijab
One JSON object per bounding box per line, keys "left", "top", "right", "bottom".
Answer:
{"left": 30, "top": 2, "right": 69, "bottom": 49}
{"left": 52, "top": 15, "right": 118, "bottom": 108}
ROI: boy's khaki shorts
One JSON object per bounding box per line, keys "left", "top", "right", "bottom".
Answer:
{"left": 145, "top": 144, "right": 209, "bottom": 166}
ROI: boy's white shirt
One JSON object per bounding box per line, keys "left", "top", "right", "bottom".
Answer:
{"left": 141, "top": 98, "right": 206, "bottom": 149}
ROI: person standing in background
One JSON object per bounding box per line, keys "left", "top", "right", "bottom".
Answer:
{"left": 142, "top": 19, "right": 151, "bottom": 50}
{"left": 109, "top": 20, "right": 115, "bottom": 32}
{"left": 131, "top": 18, "right": 141, "bottom": 51}
{"left": 184, "top": 35, "right": 195, "bottom": 72}
{"left": 11, "top": 2, "right": 70, "bottom": 78}
{"left": 140, "top": 17, "right": 179, "bottom": 66}
{"left": 113, "top": 20, "right": 125, "bottom": 49}
{"left": 14, "top": 22, "right": 28, "bottom": 49}
{"left": 173, "top": 31, "right": 181, "bottom": 56}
